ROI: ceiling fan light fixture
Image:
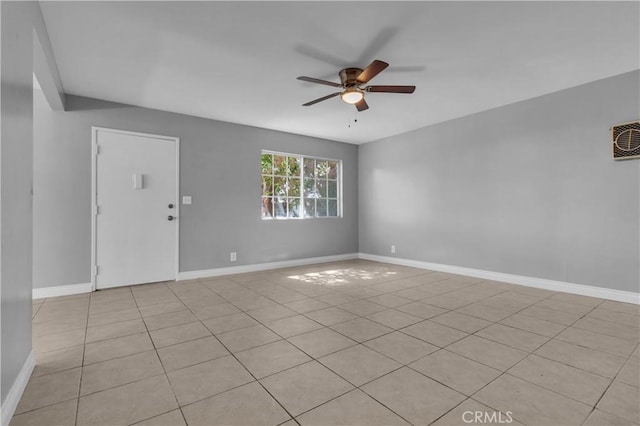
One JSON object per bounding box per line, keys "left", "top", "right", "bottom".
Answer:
{"left": 341, "top": 87, "right": 364, "bottom": 104}
{"left": 298, "top": 59, "right": 415, "bottom": 111}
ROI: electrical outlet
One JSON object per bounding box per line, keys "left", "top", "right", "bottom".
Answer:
{"left": 230, "top": 252, "right": 237, "bottom": 262}
{"left": 391, "top": 245, "right": 396, "bottom": 254}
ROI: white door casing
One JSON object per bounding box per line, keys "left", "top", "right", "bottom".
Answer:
{"left": 91, "top": 127, "right": 179, "bottom": 290}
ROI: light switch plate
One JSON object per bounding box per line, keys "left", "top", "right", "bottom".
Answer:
{"left": 182, "top": 196, "right": 192, "bottom": 205}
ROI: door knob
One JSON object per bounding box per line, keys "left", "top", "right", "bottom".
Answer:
{"left": 168, "top": 203, "right": 174, "bottom": 209}
{"left": 168, "top": 215, "right": 175, "bottom": 221}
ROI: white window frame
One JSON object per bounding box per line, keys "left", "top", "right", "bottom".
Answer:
{"left": 261, "top": 150, "right": 343, "bottom": 220}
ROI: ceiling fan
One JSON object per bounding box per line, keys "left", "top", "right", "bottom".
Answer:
{"left": 297, "top": 59, "right": 416, "bottom": 112}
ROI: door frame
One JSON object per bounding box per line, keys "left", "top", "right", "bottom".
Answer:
{"left": 91, "top": 126, "right": 180, "bottom": 291}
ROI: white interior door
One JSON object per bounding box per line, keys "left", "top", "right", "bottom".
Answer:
{"left": 93, "top": 128, "right": 178, "bottom": 289}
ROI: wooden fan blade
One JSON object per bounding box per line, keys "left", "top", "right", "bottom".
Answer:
{"left": 355, "top": 98, "right": 369, "bottom": 112}
{"left": 297, "top": 76, "right": 342, "bottom": 88}
{"left": 302, "top": 92, "right": 341, "bottom": 106}
{"left": 356, "top": 60, "right": 389, "bottom": 84}
{"left": 366, "top": 85, "right": 416, "bottom": 93}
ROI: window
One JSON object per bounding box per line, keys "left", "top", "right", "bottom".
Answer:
{"left": 261, "top": 151, "right": 341, "bottom": 219}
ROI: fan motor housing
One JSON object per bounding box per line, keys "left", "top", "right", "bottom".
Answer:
{"left": 339, "top": 68, "right": 364, "bottom": 87}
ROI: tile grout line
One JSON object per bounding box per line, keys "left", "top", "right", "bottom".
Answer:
{"left": 73, "top": 286, "right": 98, "bottom": 426}
{"left": 439, "top": 299, "right": 622, "bottom": 425}
{"left": 184, "top": 271, "right": 440, "bottom": 424}
{"left": 14, "top": 299, "right": 88, "bottom": 418}
{"left": 130, "top": 283, "right": 191, "bottom": 426}
{"left": 585, "top": 339, "right": 640, "bottom": 422}
{"left": 205, "top": 270, "right": 486, "bottom": 425}
{"left": 395, "top": 291, "right": 603, "bottom": 425}
{"left": 164, "top": 278, "right": 301, "bottom": 425}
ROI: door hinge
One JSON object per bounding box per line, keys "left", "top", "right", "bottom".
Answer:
{"left": 95, "top": 205, "right": 101, "bottom": 215}
{"left": 94, "top": 265, "right": 99, "bottom": 275}
{"left": 95, "top": 144, "right": 101, "bottom": 155}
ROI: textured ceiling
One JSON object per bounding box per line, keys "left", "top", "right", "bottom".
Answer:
{"left": 40, "top": 1, "right": 639, "bottom": 144}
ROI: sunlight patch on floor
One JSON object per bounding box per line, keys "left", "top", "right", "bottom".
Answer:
{"left": 287, "top": 267, "right": 397, "bottom": 286}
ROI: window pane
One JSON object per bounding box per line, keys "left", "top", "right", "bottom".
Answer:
{"left": 316, "top": 199, "right": 327, "bottom": 217}
{"left": 262, "top": 197, "right": 273, "bottom": 218}
{"left": 303, "top": 179, "right": 317, "bottom": 198}
{"left": 274, "top": 177, "right": 286, "bottom": 198}
{"left": 303, "top": 159, "right": 315, "bottom": 178}
{"left": 304, "top": 199, "right": 315, "bottom": 217}
{"left": 274, "top": 198, "right": 287, "bottom": 218}
{"left": 328, "top": 161, "right": 338, "bottom": 179}
{"left": 316, "top": 179, "right": 327, "bottom": 198}
{"left": 273, "top": 155, "right": 287, "bottom": 176}
{"left": 287, "top": 156, "right": 301, "bottom": 176}
{"left": 261, "top": 153, "right": 273, "bottom": 174}
{"left": 328, "top": 199, "right": 338, "bottom": 216}
{"left": 327, "top": 180, "right": 337, "bottom": 198}
{"left": 261, "top": 176, "right": 273, "bottom": 197}
{"left": 288, "top": 177, "right": 301, "bottom": 197}
{"left": 288, "top": 198, "right": 301, "bottom": 217}
{"left": 316, "top": 160, "right": 329, "bottom": 178}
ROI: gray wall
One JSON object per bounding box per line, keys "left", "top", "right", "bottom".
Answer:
{"left": 1, "top": 1, "right": 35, "bottom": 405}
{"left": 359, "top": 71, "right": 640, "bottom": 293}
{"left": 33, "top": 94, "right": 359, "bottom": 288}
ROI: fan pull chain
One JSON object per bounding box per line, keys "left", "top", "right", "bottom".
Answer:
{"left": 348, "top": 111, "right": 358, "bottom": 128}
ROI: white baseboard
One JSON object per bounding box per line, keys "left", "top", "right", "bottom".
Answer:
{"left": 1, "top": 351, "right": 35, "bottom": 426}
{"left": 34, "top": 253, "right": 637, "bottom": 305}
{"left": 33, "top": 254, "right": 360, "bottom": 295}
{"left": 32, "top": 282, "right": 92, "bottom": 300}
{"left": 359, "top": 253, "right": 640, "bottom": 305}
{"left": 177, "top": 253, "right": 360, "bottom": 281}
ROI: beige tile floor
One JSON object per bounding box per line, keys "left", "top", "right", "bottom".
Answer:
{"left": 12, "top": 260, "right": 640, "bottom": 426}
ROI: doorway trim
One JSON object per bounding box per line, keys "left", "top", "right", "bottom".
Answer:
{"left": 90, "top": 126, "right": 180, "bottom": 292}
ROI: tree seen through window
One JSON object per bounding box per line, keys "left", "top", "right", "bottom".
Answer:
{"left": 261, "top": 151, "right": 340, "bottom": 219}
